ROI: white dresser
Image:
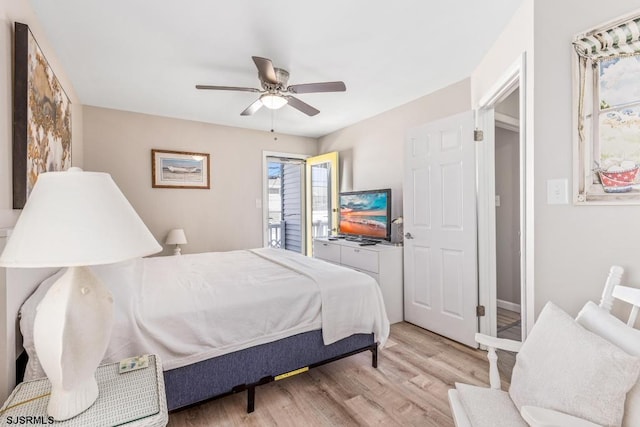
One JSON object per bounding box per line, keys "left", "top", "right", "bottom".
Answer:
{"left": 313, "top": 238, "right": 403, "bottom": 323}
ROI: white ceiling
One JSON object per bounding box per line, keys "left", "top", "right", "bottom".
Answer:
{"left": 29, "top": 0, "right": 524, "bottom": 138}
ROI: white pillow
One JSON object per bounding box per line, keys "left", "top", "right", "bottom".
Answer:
{"left": 577, "top": 301, "right": 640, "bottom": 427}
{"left": 509, "top": 301, "right": 640, "bottom": 427}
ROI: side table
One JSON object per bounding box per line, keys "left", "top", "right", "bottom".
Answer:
{"left": 0, "top": 354, "right": 167, "bottom": 426}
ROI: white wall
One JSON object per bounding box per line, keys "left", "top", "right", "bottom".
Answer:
{"left": 532, "top": 0, "right": 640, "bottom": 318}
{"left": 83, "top": 106, "right": 317, "bottom": 255}
{"left": 318, "top": 78, "right": 471, "bottom": 240}
{"left": 473, "top": 0, "right": 640, "bottom": 320}
{"left": 0, "top": 0, "right": 83, "bottom": 228}
{"left": 0, "top": 1, "right": 82, "bottom": 402}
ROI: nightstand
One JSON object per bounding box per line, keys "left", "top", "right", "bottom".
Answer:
{"left": 0, "top": 355, "right": 167, "bottom": 426}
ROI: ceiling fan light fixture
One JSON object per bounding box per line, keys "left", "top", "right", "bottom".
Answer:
{"left": 260, "top": 93, "right": 287, "bottom": 110}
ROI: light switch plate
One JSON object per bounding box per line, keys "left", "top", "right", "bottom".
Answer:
{"left": 547, "top": 179, "right": 568, "bottom": 204}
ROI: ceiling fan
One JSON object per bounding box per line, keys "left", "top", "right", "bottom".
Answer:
{"left": 196, "top": 56, "right": 346, "bottom": 117}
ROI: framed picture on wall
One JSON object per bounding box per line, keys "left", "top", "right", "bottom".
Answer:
{"left": 151, "top": 149, "right": 210, "bottom": 189}
{"left": 573, "top": 12, "right": 640, "bottom": 204}
{"left": 13, "top": 22, "right": 72, "bottom": 209}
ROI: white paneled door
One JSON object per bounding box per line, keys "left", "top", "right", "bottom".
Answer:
{"left": 403, "top": 111, "right": 478, "bottom": 347}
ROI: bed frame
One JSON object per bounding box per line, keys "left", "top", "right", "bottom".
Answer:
{"left": 0, "top": 231, "right": 380, "bottom": 412}
{"left": 165, "top": 331, "right": 377, "bottom": 412}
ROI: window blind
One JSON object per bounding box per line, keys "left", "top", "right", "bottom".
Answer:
{"left": 573, "top": 14, "right": 640, "bottom": 145}
{"left": 573, "top": 17, "right": 640, "bottom": 60}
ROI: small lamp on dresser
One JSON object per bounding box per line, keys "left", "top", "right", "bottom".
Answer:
{"left": 391, "top": 216, "right": 404, "bottom": 246}
{"left": 165, "top": 228, "right": 187, "bottom": 255}
{"left": 0, "top": 167, "right": 161, "bottom": 421}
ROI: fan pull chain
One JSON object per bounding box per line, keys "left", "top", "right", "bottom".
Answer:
{"left": 271, "top": 108, "right": 278, "bottom": 141}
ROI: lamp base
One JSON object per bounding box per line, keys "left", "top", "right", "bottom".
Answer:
{"left": 33, "top": 266, "right": 114, "bottom": 420}
{"left": 173, "top": 245, "right": 182, "bottom": 256}
{"left": 47, "top": 377, "right": 99, "bottom": 421}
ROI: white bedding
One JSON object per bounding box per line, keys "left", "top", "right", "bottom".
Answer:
{"left": 20, "top": 248, "right": 389, "bottom": 379}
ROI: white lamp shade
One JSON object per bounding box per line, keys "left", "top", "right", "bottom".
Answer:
{"left": 260, "top": 93, "right": 288, "bottom": 109}
{"left": 165, "top": 228, "right": 187, "bottom": 245}
{"left": 0, "top": 168, "right": 161, "bottom": 267}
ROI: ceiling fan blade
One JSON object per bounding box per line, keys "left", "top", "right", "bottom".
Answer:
{"left": 252, "top": 56, "right": 278, "bottom": 84}
{"left": 196, "top": 85, "right": 260, "bottom": 92}
{"left": 285, "top": 96, "right": 320, "bottom": 116}
{"left": 287, "top": 81, "right": 346, "bottom": 94}
{"left": 240, "top": 98, "right": 264, "bottom": 116}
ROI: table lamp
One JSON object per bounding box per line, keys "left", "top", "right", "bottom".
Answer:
{"left": 165, "top": 229, "right": 187, "bottom": 255}
{"left": 392, "top": 216, "right": 404, "bottom": 245}
{"left": 0, "top": 168, "right": 161, "bottom": 420}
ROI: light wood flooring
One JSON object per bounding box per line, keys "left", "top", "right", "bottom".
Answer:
{"left": 167, "top": 322, "right": 516, "bottom": 426}
{"left": 497, "top": 307, "right": 522, "bottom": 342}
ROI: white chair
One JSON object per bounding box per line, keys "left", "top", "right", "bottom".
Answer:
{"left": 448, "top": 266, "right": 640, "bottom": 427}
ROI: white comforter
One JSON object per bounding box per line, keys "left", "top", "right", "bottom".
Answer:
{"left": 21, "top": 248, "right": 389, "bottom": 379}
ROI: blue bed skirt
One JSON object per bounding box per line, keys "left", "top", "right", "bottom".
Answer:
{"left": 164, "top": 330, "right": 376, "bottom": 411}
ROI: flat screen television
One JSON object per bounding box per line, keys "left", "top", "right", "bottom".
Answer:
{"left": 338, "top": 189, "right": 391, "bottom": 241}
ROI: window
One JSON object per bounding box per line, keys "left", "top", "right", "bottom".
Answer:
{"left": 574, "top": 14, "right": 640, "bottom": 203}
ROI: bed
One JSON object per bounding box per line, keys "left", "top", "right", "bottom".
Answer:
{"left": 13, "top": 247, "right": 390, "bottom": 412}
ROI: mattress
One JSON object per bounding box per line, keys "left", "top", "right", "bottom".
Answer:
{"left": 20, "top": 248, "right": 389, "bottom": 380}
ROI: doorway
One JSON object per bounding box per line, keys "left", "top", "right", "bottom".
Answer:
{"left": 262, "top": 151, "right": 338, "bottom": 255}
{"left": 477, "top": 53, "right": 529, "bottom": 342}
{"left": 265, "top": 155, "right": 306, "bottom": 253}
{"left": 494, "top": 90, "right": 522, "bottom": 341}
{"left": 402, "top": 56, "right": 528, "bottom": 348}
{"left": 305, "top": 152, "right": 339, "bottom": 255}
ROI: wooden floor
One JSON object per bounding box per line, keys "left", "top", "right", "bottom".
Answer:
{"left": 167, "top": 322, "right": 516, "bottom": 426}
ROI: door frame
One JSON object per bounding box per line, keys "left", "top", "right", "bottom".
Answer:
{"left": 476, "top": 52, "right": 531, "bottom": 340}
{"left": 305, "top": 152, "right": 339, "bottom": 255}
{"left": 262, "top": 151, "right": 309, "bottom": 249}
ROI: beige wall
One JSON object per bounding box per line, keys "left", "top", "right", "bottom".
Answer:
{"left": 473, "top": 0, "right": 640, "bottom": 321}
{"left": 531, "top": 0, "right": 640, "bottom": 318}
{"left": 318, "top": 78, "right": 471, "bottom": 242}
{"left": 0, "top": 0, "right": 83, "bottom": 228}
{"left": 83, "top": 106, "right": 317, "bottom": 255}
{"left": 9, "top": 0, "right": 638, "bottom": 323}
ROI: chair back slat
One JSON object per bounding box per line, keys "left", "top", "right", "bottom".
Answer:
{"left": 599, "top": 266, "right": 640, "bottom": 327}
{"left": 628, "top": 306, "right": 639, "bottom": 327}
{"left": 600, "top": 265, "right": 624, "bottom": 312}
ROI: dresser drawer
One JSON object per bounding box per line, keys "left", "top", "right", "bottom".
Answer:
{"left": 340, "top": 246, "right": 379, "bottom": 273}
{"left": 313, "top": 240, "right": 341, "bottom": 263}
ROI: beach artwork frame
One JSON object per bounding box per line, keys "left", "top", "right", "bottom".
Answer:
{"left": 573, "top": 13, "right": 640, "bottom": 204}
{"left": 13, "top": 22, "right": 72, "bottom": 209}
{"left": 151, "top": 149, "right": 210, "bottom": 189}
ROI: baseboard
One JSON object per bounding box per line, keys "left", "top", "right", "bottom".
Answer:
{"left": 497, "top": 299, "right": 521, "bottom": 313}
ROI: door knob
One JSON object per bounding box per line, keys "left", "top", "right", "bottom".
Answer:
{"left": 405, "top": 232, "right": 414, "bottom": 239}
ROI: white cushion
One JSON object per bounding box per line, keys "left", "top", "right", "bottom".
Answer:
{"left": 455, "top": 383, "right": 527, "bottom": 427}
{"left": 509, "top": 302, "right": 640, "bottom": 427}
{"left": 577, "top": 301, "right": 640, "bottom": 427}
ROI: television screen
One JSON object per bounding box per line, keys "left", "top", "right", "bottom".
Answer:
{"left": 339, "top": 189, "right": 391, "bottom": 241}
